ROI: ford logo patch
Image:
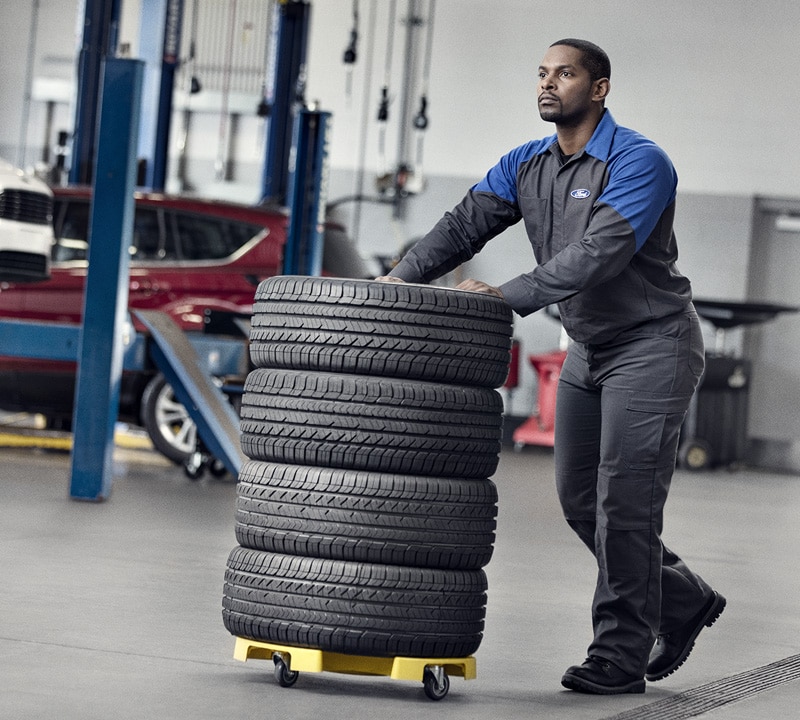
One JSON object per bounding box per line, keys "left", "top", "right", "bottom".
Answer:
{"left": 571, "top": 188, "right": 591, "bottom": 199}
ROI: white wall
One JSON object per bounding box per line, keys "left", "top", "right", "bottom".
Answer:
{"left": 304, "top": 0, "right": 800, "bottom": 196}
{"left": 3, "top": 1, "right": 799, "bottom": 195}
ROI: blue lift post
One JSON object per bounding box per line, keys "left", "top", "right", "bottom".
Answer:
{"left": 137, "top": 0, "right": 184, "bottom": 191}
{"left": 70, "top": 58, "right": 144, "bottom": 501}
{"left": 69, "top": 0, "right": 122, "bottom": 186}
{"left": 260, "top": 0, "right": 311, "bottom": 205}
{"left": 284, "top": 109, "right": 332, "bottom": 276}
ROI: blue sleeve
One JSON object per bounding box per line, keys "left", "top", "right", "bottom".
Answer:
{"left": 473, "top": 139, "right": 549, "bottom": 203}
{"left": 389, "top": 143, "right": 548, "bottom": 284}
{"left": 599, "top": 141, "right": 677, "bottom": 251}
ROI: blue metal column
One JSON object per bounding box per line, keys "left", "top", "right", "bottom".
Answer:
{"left": 283, "top": 109, "right": 332, "bottom": 276}
{"left": 137, "top": 0, "right": 184, "bottom": 191}
{"left": 69, "top": 0, "right": 122, "bottom": 185}
{"left": 70, "top": 58, "right": 144, "bottom": 501}
{"left": 260, "top": 0, "right": 311, "bottom": 205}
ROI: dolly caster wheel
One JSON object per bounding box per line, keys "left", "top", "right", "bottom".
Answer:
{"left": 209, "top": 458, "right": 228, "bottom": 478}
{"left": 273, "top": 656, "right": 299, "bottom": 687}
{"left": 184, "top": 451, "right": 205, "bottom": 480}
{"left": 423, "top": 667, "right": 450, "bottom": 701}
{"left": 678, "top": 439, "right": 712, "bottom": 471}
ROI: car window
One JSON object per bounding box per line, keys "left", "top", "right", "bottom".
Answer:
{"left": 132, "top": 207, "right": 178, "bottom": 260}
{"left": 52, "top": 200, "right": 177, "bottom": 262}
{"left": 52, "top": 199, "right": 90, "bottom": 261}
{"left": 171, "top": 211, "right": 262, "bottom": 260}
{"left": 51, "top": 198, "right": 263, "bottom": 263}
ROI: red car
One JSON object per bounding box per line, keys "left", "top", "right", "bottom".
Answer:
{"left": 0, "top": 186, "right": 362, "bottom": 462}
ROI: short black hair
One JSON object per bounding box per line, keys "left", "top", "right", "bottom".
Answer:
{"left": 550, "top": 38, "right": 611, "bottom": 81}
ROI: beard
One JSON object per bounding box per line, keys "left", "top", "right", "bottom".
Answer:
{"left": 538, "top": 104, "right": 562, "bottom": 123}
{"left": 538, "top": 101, "right": 583, "bottom": 127}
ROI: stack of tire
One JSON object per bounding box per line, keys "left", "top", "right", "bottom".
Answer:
{"left": 222, "top": 276, "right": 513, "bottom": 664}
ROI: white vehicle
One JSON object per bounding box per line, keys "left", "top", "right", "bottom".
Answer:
{"left": 0, "top": 159, "right": 53, "bottom": 282}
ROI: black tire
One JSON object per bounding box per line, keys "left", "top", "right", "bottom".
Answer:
{"left": 234, "top": 461, "right": 498, "bottom": 570}
{"left": 141, "top": 373, "right": 196, "bottom": 464}
{"left": 249, "top": 276, "right": 513, "bottom": 388}
{"left": 239, "top": 369, "right": 503, "bottom": 478}
{"left": 222, "top": 547, "right": 487, "bottom": 658}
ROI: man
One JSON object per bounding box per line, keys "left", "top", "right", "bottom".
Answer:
{"left": 377, "top": 38, "right": 725, "bottom": 694}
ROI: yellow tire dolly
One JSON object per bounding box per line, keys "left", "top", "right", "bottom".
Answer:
{"left": 234, "top": 637, "right": 477, "bottom": 701}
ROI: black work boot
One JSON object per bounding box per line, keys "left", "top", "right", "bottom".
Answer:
{"left": 561, "top": 656, "right": 645, "bottom": 694}
{"left": 646, "top": 590, "right": 726, "bottom": 681}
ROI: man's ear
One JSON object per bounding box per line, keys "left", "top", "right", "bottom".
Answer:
{"left": 593, "top": 78, "right": 610, "bottom": 103}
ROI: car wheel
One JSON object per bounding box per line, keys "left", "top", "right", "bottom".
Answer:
{"left": 141, "top": 373, "right": 196, "bottom": 464}
{"left": 239, "top": 368, "right": 504, "bottom": 478}
{"left": 222, "top": 546, "right": 487, "bottom": 658}
{"left": 249, "top": 276, "right": 514, "bottom": 388}
{"left": 234, "top": 461, "right": 498, "bottom": 570}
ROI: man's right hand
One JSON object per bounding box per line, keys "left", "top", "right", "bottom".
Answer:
{"left": 374, "top": 276, "right": 406, "bottom": 283}
{"left": 456, "top": 278, "right": 505, "bottom": 299}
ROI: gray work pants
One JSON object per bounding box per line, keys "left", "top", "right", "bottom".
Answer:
{"left": 554, "top": 309, "right": 713, "bottom": 677}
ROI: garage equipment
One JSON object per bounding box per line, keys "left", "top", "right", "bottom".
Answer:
{"left": 0, "top": 313, "right": 247, "bottom": 486}
{"left": 70, "top": 57, "right": 143, "bottom": 500}
{"left": 261, "top": 0, "right": 312, "bottom": 205}
{"left": 134, "top": 309, "right": 247, "bottom": 478}
{"left": 512, "top": 306, "right": 568, "bottom": 449}
{"left": 512, "top": 349, "right": 567, "bottom": 449}
{"left": 232, "top": 637, "right": 475, "bottom": 701}
{"left": 69, "top": 0, "right": 122, "bottom": 186}
{"left": 283, "top": 109, "right": 332, "bottom": 276}
{"left": 678, "top": 299, "right": 798, "bottom": 470}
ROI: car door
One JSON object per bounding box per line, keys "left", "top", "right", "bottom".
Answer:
{"left": 127, "top": 204, "right": 176, "bottom": 311}
{"left": 157, "top": 209, "right": 264, "bottom": 329}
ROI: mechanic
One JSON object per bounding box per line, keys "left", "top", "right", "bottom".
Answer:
{"left": 377, "top": 38, "right": 725, "bottom": 694}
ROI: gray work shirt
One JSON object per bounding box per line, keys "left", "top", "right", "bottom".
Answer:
{"left": 389, "top": 110, "right": 693, "bottom": 345}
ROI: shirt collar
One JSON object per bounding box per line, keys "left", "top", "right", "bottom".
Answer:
{"left": 584, "top": 109, "right": 617, "bottom": 162}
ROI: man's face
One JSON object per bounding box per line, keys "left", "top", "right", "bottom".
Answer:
{"left": 537, "top": 45, "right": 597, "bottom": 126}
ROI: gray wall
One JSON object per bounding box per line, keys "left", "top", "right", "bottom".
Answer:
{"left": 0, "top": 1, "right": 795, "bottom": 465}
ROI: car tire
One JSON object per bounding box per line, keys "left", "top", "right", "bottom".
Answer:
{"left": 235, "top": 460, "right": 498, "bottom": 570}
{"left": 239, "top": 368, "right": 503, "bottom": 478}
{"left": 222, "top": 546, "right": 487, "bottom": 658}
{"left": 249, "top": 276, "right": 513, "bottom": 388}
{"left": 140, "top": 372, "right": 196, "bottom": 464}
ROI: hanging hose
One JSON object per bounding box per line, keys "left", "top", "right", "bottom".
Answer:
{"left": 376, "top": 0, "right": 397, "bottom": 184}
{"left": 412, "top": 0, "right": 435, "bottom": 185}
{"left": 348, "top": 0, "right": 378, "bottom": 246}
{"left": 256, "top": 1, "right": 278, "bottom": 143}
{"left": 18, "top": 0, "right": 41, "bottom": 170}
{"left": 215, "top": 0, "right": 238, "bottom": 182}
{"left": 176, "top": 0, "right": 201, "bottom": 191}
{"left": 342, "top": 0, "right": 359, "bottom": 102}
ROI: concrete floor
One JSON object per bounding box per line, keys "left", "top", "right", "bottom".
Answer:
{"left": 2, "top": 440, "right": 800, "bottom": 719}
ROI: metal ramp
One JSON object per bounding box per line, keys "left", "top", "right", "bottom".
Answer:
{"left": 134, "top": 310, "right": 246, "bottom": 478}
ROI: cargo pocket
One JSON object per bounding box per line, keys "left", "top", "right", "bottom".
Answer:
{"left": 621, "top": 392, "right": 693, "bottom": 470}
